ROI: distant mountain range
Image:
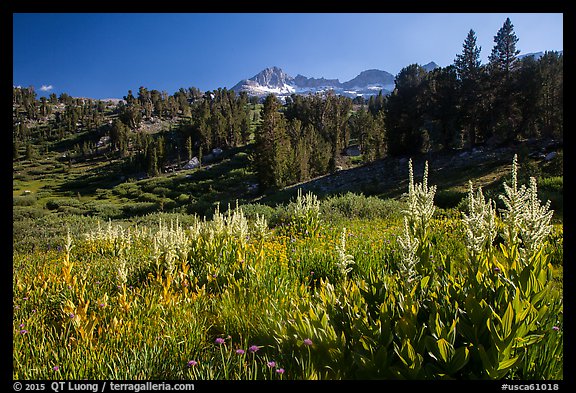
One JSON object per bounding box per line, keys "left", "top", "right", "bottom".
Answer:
{"left": 231, "top": 62, "right": 440, "bottom": 99}
{"left": 230, "top": 50, "right": 562, "bottom": 99}
{"left": 518, "top": 50, "right": 563, "bottom": 61}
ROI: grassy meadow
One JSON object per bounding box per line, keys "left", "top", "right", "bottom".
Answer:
{"left": 12, "top": 157, "right": 563, "bottom": 380}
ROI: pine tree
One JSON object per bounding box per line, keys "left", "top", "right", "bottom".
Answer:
{"left": 455, "top": 29, "right": 482, "bottom": 82}
{"left": 48, "top": 93, "right": 58, "bottom": 105}
{"left": 488, "top": 18, "right": 522, "bottom": 143}
{"left": 386, "top": 64, "right": 427, "bottom": 155}
{"left": 110, "top": 119, "right": 128, "bottom": 153}
{"left": 537, "top": 51, "right": 563, "bottom": 139}
{"left": 454, "top": 30, "right": 484, "bottom": 148}
{"left": 185, "top": 136, "right": 193, "bottom": 161}
{"left": 253, "top": 95, "right": 290, "bottom": 189}
{"left": 147, "top": 143, "right": 159, "bottom": 177}
{"left": 25, "top": 142, "right": 36, "bottom": 161}
{"left": 13, "top": 140, "right": 20, "bottom": 161}
{"left": 489, "top": 18, "right": 520, "bottom": 77}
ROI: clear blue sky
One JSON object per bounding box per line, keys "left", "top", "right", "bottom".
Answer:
{"left": 13, "top": 13, "right": 563, "bottom": 100}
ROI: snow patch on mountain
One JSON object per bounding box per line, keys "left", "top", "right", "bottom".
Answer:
{"left": 231, "top": 66, "right": 406, "bottom": 99}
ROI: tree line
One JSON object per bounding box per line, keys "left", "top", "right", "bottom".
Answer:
{"left": 253, "top": 18, "right": 562, "bottom": 190}
{"left": 13, "top": 82, "right": 254, "bottom": 177}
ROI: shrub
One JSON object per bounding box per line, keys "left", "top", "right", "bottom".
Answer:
{"left": 83, "top": 201, "right": 123, "bottom": 220}
{"left": 320, "top": 192, "right": 404, "bottom": 221}
{"left": 538, "top": 176, "right": 562, "bottom": 194}
{"left": 238, "top": 203, "right": 277, "bottom": 224}
{"left": 151, "top": 186, "right": 172, "bottom": 197}
{"left": 56, "top": 206, "right": 88, "bottom": 216}
{"left": 434, "top": 189, "right": 466, "bottom": 209}
{"left": 138, "top": 192, "right": 162, "bottom": 203}
{"left": 132, "top": 212, "right": 199, "bottom": 229}
{"left": 13, "top": 194, "right": 37, "bottom": 207}
{"left": 112, "top": 182, "right": 140, "bottom": 197}
{"left": 13, "top": 206, "right": 47, "bottom": 221}
{"left": 45, "top": 197, "right": 83, "bottom": 211}
{"left": 122, "top": 202, "right": 157, "bottom": 217}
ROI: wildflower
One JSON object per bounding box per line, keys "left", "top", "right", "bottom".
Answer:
{"left": 276, "top": 368, "right": 285, "bottom": 374}
{"left": 23, "top": 297, "right": 28, "bottom": 301}
{"left": 19, "top": 323, "right": 25, "bottom": 329}
{"left": 32, "top": 309, "right": 36, "bottom": 313}
{"left": 69, "top": 313, "right": 75, "bottom": 319}
{"left": 462, "top": 181, "right": 497, "bottom": 259}
{"left": 267, "top": 361, "right": 276, "bottom": 368}
{"left": 53, "top": 366, "right": 60, "bottom": 372}
{"left": 336, "top": 227, "right": 354, "bottom": 276}
{"left": 99, "top": 303, "right": 105, "bottom": 308}
{"left": 19, "top": 329, "right": 28, "bottom": 334}
{"left": 235, "top": 349, "right": 245, "bottom": 355}
{"left": 248, "top": 345, "right": 260, "bottom": 353}
{"left": 303, "top": 338, "right": 313, "bottom": 346}
{"left": 186, "top": 360, "right": 198, "bottom": 368}
{"left": 552, "top": 326, "right": 560, "bottom": 331}
{"left": 404, "top": 159, "right": 436, "bottom": 242}
{"left": 215, "top": 338, "right": 225, "bottom": 345}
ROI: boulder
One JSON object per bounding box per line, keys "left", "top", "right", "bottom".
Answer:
{"left": 545, "top": 152, "right": 558, "bottom": 161}
{"left": 183, "top": 157, "right": 200, "bottom": 169}
{"left": 345, "top": 145, "right": 361, "bottom": 157}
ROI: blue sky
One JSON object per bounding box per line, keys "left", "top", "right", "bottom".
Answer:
{"left": 13, "top": 13, "right": 563, "bottom": 100}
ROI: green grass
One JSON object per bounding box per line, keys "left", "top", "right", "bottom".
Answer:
{"left": 13, "top": 197, "right": 563, "bottom": 379}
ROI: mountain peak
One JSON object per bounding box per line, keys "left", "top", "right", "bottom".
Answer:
{"left": 231, "top": 66, "right": 295, "bottom": 96}
{"left": 422, "top": 62, "right": 439, "bottom": 72}
{"left": 341, "top": 69, "right": 395, "bottom": 90}
{"left": 251, "top": 66, "right": 293, "bottom": 88}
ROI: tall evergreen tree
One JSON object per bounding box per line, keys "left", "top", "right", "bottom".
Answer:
{"left": 185, "top": 135, "right": 193, "bottom": 161}
{"left": 455, "top": 29, "right": 482, "bottom": 81}
{"left": 109, "top": 118, "right": 129, "bottom": 156}
{"left": 537, "top": 51, "right": 563, "bottom": 139}
{"left": 147, "top": 143, "right": 159, "bottom": 177}
{"left": 489, "top": 18, "right": 520, "bottom": 77}
{"left": 386, "top": 64, "right": 427, "bottom": 155}
{"left": 253, "top": 95, "right": 290, "bottom": 189}
{"left": 488, "top": 18, "right": 522, "bottom": 143}
{"left": 454, "top": 29, "right": 483, "bottom": 148}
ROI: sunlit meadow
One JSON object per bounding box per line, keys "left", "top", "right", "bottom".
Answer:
{"left": 13, "top": 156, "right": 563, "bottom": 380}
